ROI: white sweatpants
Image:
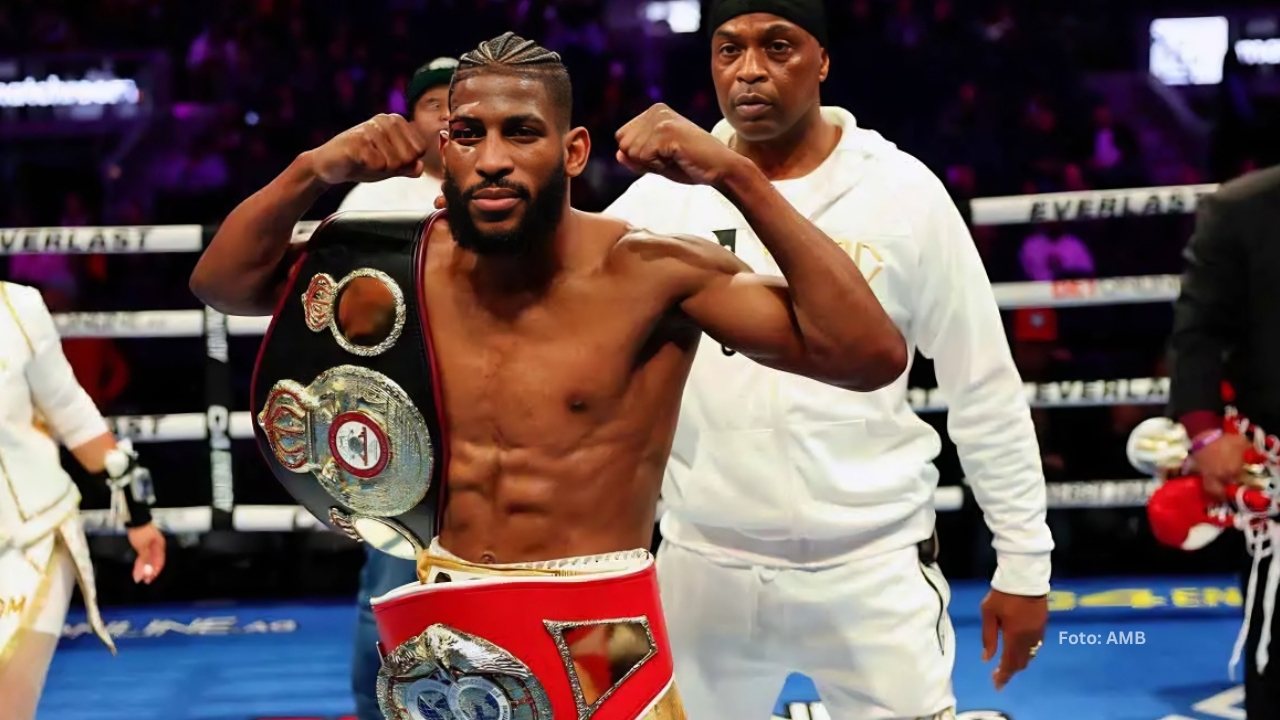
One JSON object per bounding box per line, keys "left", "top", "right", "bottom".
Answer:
{"left": 656, "top": 540, "right": 957, "bottom": 720}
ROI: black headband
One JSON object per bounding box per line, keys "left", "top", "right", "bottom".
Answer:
{"left": 707, "top": 0, "right": 828, "bottom": 46}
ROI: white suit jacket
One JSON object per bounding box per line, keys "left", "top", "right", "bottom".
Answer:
{"left": 0, "top": 282, "right": 108, "bottom": 547}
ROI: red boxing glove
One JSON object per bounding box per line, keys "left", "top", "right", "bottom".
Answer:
{"left": 1224, "top": 481, "right": 1272, "bottom": 514}
{"left": 1147, "top": 477, "right": 1233, "bottom": 551}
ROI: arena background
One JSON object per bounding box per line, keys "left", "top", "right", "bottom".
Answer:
{"left": 3, "top": 0, "right": 1280, "bottom": 718}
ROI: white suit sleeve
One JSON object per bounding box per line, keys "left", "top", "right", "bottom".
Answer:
{"left": 912, "top": 178, "right": 1054, "bottom": 597}
{"left": 17, "top": 289, "right": 110, "bottom": 449}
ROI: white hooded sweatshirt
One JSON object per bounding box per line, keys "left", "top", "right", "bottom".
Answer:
{"left": 606, "top": 107, "right": 1053, "bottom": 595}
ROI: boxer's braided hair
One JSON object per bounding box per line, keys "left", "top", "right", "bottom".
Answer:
{"left": 452, "top": 32, "right": 573, "bottom": 129}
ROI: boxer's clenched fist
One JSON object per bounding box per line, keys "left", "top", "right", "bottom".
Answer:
{"left": 615, "top": 103, "right": 743, "bottom": 187}
{"left": 308, "top": 114, "right": 429, "bottom": 185}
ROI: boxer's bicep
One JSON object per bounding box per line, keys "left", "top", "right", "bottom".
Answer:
{"left": 652, "top": 233, "right": 813, "bottom": 372}
{"left": 680, "top": 270, "right": 818, "bottom": 373}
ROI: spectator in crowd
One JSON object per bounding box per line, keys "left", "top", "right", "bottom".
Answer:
{"left": 1087, "top": 102, "right": 1143, "bottom": 189}
{"left": 1019, "top": 223, "right": 1095, "bottom": 283}
{"left": 0, "top": 0, "right": 1162, "bottom": 231}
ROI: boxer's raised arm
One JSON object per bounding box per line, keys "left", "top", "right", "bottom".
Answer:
{"left": 616, "top": 104, "right": 906, "bottom": 391}
{"left": 627, "top": 233, "right": 901, "bottom": 391}
{"left": 189, "top": 157, "right": 327, "bottom": 315}
{"left": 712, "top": 160, "right": 905, "bottom": 389}
{"left": 191, "top": 115, "right": 430, "bottom": 315}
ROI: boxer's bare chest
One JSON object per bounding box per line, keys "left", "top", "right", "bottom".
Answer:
{"left": 419, "top": 231, "right": 694, "bottom": 455}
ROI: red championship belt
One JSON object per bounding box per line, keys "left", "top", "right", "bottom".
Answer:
{"left": 372, "top": 554, "right": 683, "bottom": 720}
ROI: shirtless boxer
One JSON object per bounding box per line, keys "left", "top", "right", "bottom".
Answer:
{"left": 190, "top": 32, "right": 905, "bottom": 719}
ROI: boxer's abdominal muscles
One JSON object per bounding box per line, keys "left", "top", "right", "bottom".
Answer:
{"left": 427, "top": 254, "right": 696, "bottom": 563}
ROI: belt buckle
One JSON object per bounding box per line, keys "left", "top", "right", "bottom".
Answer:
{"left": 377, "top": 624, "right": 554, "bottom": 719}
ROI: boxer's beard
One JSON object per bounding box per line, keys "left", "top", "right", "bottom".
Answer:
{"left": 443, "top": 164, "right": 567, "bottom": 256}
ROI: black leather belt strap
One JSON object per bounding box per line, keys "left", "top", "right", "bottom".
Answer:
{"left": 250, "top": 210, "right": 448, "bottom": 555}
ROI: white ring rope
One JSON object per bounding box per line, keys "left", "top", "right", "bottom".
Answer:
{"left": 0, "top": 185, "right": 1214, "bottom": 258}
{"left": 107, "top": 412, "right": 254, "bottom": 443}
{"left": 52, "top": 310, "right": 271, "bottom": 338}
{"left": 0, "top": 224, "right": 206, "bottom": 254}
{"left": 77, "top": 479, "right": 1157, "bottom": 535}
{"left": 46, "top": 273, "right": 1183, "bottom": 340}
{"left": 3, "top": 184, "right": 1204, "bottom": 534}
{"left": 991, "top": 274, "right": 1180, "bottom": 309}
{"left": 0, "top": 221, "right": 320, "bottom": 254}
{"left": 101, "top": 376, "right": 1171, "bottom": 447}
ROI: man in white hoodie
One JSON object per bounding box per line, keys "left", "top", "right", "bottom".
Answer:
{"left": 604, "top": 1, "right": 1053, "bottom": 717}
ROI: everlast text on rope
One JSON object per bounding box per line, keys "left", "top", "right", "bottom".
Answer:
{"left": 1030, "top": 378, "right": 1171, "bottom": 405}
{"left": 106, "top": 414, "right": 168, "bottom": 442}
{"left": 909, "top": 377, "right": 1172, "bottom": 411}
{"left": 0, "top": 226, "right": 152, "bottom": 254}
{"left": 1027, "top": 187, "right": 1215, "bottom": 223}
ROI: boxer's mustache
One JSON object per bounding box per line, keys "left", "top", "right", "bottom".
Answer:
{"left": 462, "top": 179, "right": 532, "bottom": 202}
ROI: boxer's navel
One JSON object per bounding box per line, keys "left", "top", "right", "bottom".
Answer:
{"left": 480, "top": 551, "right": 497, "bottom": 564}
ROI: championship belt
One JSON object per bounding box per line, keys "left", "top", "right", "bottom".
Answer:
{"left": 250, "top": 211, "right": 448, "bottom": 559}
{"left": 372, "top": 551, "right": 685, "bottom": 720}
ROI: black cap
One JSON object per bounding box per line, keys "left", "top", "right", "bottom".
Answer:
{"left": 707, "top": 0, "right": 828, "bottom": 46}
{"left": 406, "top": 57, "right": 459, "bottom": 112}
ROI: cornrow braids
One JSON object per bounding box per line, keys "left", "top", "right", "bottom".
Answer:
{"left": 451, "top": 32, "right": 574, "bottom": 130}
{"left": 459, "top": 31, "right": 562, "bottom": 68}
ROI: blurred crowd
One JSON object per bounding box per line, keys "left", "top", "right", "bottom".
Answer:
{"left": 1, "top": 0, "right": 1276, "bottom": 588}
{"left": 3, "top": 0, "right": 1220, "bottom": 224}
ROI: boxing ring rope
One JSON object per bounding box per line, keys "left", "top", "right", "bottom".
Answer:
{"left": 44, "top": 272, "right": 1182, "bottom": 342}
{"left": 0, "top": 183, "right": 1207, "bottom": 535}
{"left": 967, "top": 182, "right": 1217, "bottom": 226}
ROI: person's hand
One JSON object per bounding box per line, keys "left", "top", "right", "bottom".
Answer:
{"left": 615, "top": 104, "right": 745, "bottom": 187}
{"left": 1192, "top": 432, "right": 1250, "bottom": 501}
{"left": 126, "top": 523, "right": 166, "bottom": 585}
{"left": 307, "top": 114, "right": 429, "bottom": 186}
{"left": 981, "top": 589, "right": 1048, "bottom": 690}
